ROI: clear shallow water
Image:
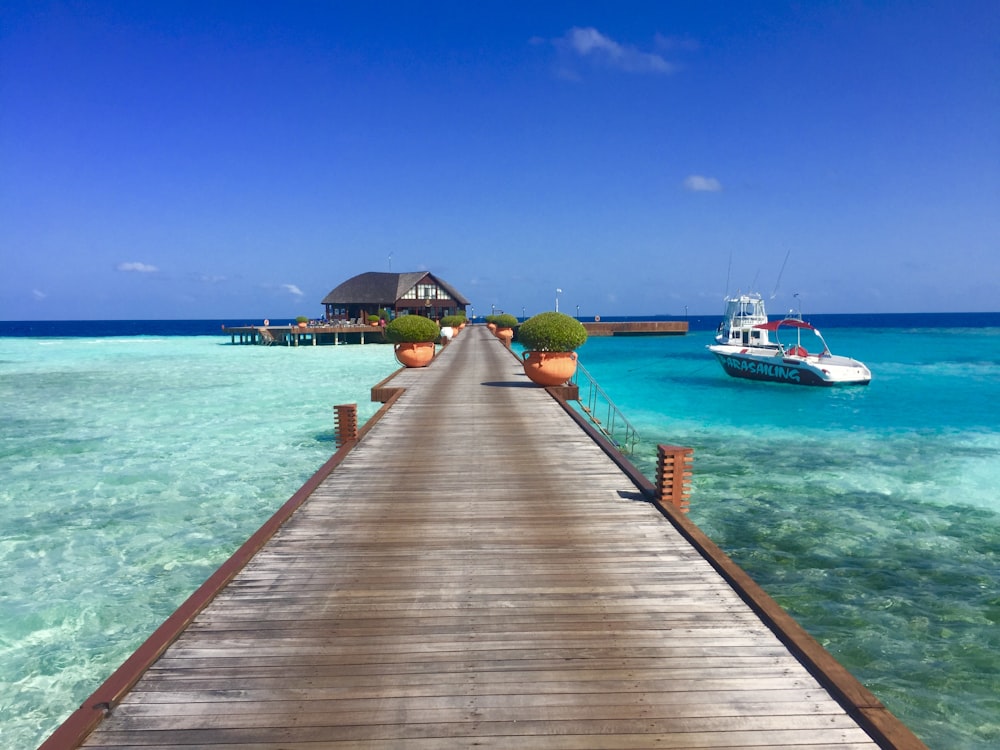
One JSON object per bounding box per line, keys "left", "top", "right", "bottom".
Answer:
{"left": 2, "top": 322, "right": 998, "bottom": 749}
{"left": 0, "top": 335, "right": 399, "bottom": 749}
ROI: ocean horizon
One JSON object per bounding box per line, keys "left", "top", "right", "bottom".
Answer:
{"left": 3, "top": 310, "right": 1000, "bottom": 338}
{"left": 2, "top": 314, "right": 998, "bottom": 749}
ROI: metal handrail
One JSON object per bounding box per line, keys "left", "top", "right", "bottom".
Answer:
{"left": 571, "top": 361, "right": 641, "bottom": 454}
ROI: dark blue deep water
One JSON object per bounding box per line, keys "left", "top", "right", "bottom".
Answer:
{"left": 3, "top": 311, "right": 1000, "bottom": 338}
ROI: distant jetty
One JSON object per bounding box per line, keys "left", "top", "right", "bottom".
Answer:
{"left": 224, "top": 319, "right": 688, "bottom": 346}
{"left": 582, "top": 320, "right": 687, "bottom": 336}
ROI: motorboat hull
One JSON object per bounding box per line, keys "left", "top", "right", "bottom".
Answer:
{"left": 708, "top": 292, "right": 871, "bottom": 386}
{"left": 709, "top": 345, "right": 871, "bottom": 386}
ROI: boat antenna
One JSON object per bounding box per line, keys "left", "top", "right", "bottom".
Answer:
{"left": 770, "top": 249, "right": 791, "bottom": 299}
{"left": 724, "top": 251, "right": 732, "bottom": 297}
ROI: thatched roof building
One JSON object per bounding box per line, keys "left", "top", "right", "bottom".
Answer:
{"left": 321, "top": 271, "right": 469, "bottom": 323}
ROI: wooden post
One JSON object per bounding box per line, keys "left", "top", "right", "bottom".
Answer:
{"left": 656, "top": 444, "right": 693, "bottom": 513}
{"left": 334, "top": 404, "right": 358, "bottom": 447}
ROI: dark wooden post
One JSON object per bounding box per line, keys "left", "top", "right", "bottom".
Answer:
{"left": 656, "top": 444, "right": 693, "bottom": 513}
{"left": 334, "top": 404, "right": 358, "bottom": 447}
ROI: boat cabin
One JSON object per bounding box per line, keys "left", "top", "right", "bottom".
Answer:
{"left": 716, "top": 293, "right": 774, "bottom": 347}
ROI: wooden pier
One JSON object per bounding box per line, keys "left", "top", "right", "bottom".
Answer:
{"left": 223, "top": 319, "right": 688, "bottom": 346}
{"left": 45, "top": 326, "right": 924, "bottom": 749}
{"left": 223, "top": 323, "right": 383, "bottom": 346}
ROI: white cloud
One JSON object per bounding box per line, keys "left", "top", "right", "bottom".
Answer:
{"left": 282, "top": 283, "right": 304, "bottom": 297}
{"left": 117, "top": 261, "right": 159, "bottom": 273}
{"left": 683, "top": 175, "right": 723, "bottom": 192}
{"left": 32, "top": 289, "right": 47, "bottom": 300}
{"left": 554, "top": 27, "right": 676, "bottom": 75}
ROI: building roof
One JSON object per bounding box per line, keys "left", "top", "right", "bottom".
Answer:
{"left": 321, "top": 272, "right": 470, "bottom": 306}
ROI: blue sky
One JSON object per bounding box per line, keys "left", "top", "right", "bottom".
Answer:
{"left": 2, "top": 1, "right": 997, "bottom": 320}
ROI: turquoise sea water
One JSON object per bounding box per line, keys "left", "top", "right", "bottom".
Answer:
{"left": 1, "top": 321, "right": 998, "bottom": 749}
{"left": 574, "top": 325, "right": 1000, "bottom": 750}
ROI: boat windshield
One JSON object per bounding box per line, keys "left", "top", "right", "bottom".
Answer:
{"left": 723, "top": 295, "right": 767, "bottom": 323}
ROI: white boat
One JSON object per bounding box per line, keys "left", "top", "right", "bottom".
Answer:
{"left": 707, "top": 293, "right": 871, "bottom": 386}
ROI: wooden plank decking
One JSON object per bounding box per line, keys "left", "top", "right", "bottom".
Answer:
{"left": 51, "top": 326, "right": 924, "bottom": 749}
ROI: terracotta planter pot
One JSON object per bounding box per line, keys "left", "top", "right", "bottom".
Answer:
{"left": 520, "top": 350, "right": 578, "bottom": 386}
{"left": 394, "top": 341, "right": 436, "bottom": 368}
{"left": 486, "top": 323, "right": 497, "bottom": 334}
{"left": 297, "top": 322, "right": 308, "bottom": 328}
{"left": 495, "top": 327, "right": 514, "bottom": 346}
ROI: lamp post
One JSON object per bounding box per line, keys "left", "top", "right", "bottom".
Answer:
{"left": 555, "top": 288, "right": 562, "bottom": 312}
{"left": 575, "top": 304, "right": 579, "bottom": 318}
{"left": 521, "top": 306, "right": 525, "bottom": 321}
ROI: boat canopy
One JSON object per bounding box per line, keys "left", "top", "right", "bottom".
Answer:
{"left": 754, "top": 318, "right": 816, "bottom": 332}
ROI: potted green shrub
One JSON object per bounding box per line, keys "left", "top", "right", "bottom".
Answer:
{"left": 492, "top": 313, "right": 519, "bottom": 347}
{"left": 295, "top": 315, "right": 309, "bottom": 328}
{"left": 384, "top": 314, "right": 440, "bottom": 367}
{"left": 516, "top": 311, "right": 588, "bottom": 386}
{"left": 439, "top": 314, "right": 464, "bottom": 341}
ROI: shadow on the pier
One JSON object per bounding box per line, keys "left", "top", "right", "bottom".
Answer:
{"left": 617, "top": 489, "right": 652, "bottom": 503}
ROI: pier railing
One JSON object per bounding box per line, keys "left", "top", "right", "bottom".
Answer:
{"left": 571, "top": 361, "right": 641, "bottom": 454}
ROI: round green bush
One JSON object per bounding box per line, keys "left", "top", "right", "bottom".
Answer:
{"left": 440, "top": 314, "right": 465, "bottom": 328}
{"left": 517, "top": 311, "right": 587, "bottom": 352}
{"left": 384, "top": 314, "right": 440, "bottom": 343}
{"left": 493, "top": 313, "right": 519, "bottom": 329}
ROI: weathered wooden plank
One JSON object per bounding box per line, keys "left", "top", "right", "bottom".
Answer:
{"left": 117, "top": 675, "right": 823, "bottom": 702}
{"left": 105, "top": 690, "right": 839, "bottom": 718}
{"left": 97, "top": 707, "right": 867, "bottom": 732}
{"left": 132, "top": 660, "right": 820, "bottom": 689}
{"left": 84, "top": 721, "right": 877, "bottom": 746}
{"left": 142, "top": 656, "right": 805, "bottom": 682}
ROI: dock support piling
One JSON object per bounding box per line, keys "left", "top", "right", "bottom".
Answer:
{"left": 334, "top": 404, "right": 359, "bottom": 447}
{"left": 656, "top": 444, "right": 693, "bottom": 513}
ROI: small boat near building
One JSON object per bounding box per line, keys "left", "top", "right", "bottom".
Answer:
{"left": 708, "top": 293, "right": 871, "bottom": 386}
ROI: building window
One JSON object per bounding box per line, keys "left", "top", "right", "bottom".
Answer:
{"left": 402, "top": 282, "right": 451, "bottom": 301}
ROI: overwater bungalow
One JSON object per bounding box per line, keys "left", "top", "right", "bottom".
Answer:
{"left": 321, "top": 271, "right": 470, "bottom": 323}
